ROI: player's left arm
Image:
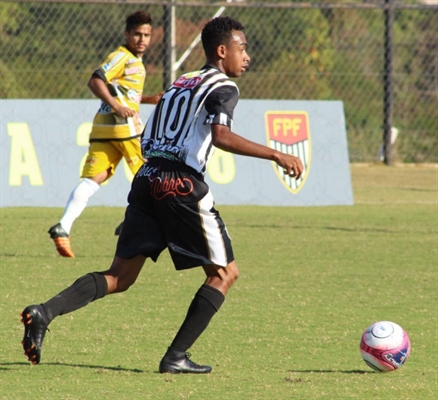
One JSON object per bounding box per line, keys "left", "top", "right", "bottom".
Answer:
{"left": 206, "top": 86, "right": 303, "bottom": 179}
{"left": 212, "top": 124, "right": 303, "bottom": 180}
{"left": 141, "top": 92, "right": 164, "bottom": 105}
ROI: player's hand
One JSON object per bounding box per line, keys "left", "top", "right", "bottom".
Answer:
{"left": 141, "top": 92, "right": 165, "bottom": 105}
{"left": 275, "top": 153, "right": 304, "bottom": 180}
{"left": 152, "top": 91, "right": 164, "bottom": 104}
{"left": 114, "top": 105, "right": 135, "bottom": 119}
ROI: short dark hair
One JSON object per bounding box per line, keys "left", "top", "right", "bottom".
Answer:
{"left": 201, "top": 16, "right": 245, "bottom": 57}
{"left": 125, "top": 10, "right": 152, "bottom": 32}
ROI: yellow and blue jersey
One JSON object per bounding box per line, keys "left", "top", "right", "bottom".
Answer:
{"left": 90, "top": 46, "right": 146, "bottom": 141}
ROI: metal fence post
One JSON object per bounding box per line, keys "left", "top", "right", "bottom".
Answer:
{"left": 162, "top": 0, "right": 176, "bottom": 90}
{"left": 383, "top": 0, "right": 394, "bottom": 165}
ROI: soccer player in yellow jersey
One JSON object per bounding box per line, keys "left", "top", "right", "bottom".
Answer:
{"left": 48, "top": 10, "right": 163, "bottom": 258}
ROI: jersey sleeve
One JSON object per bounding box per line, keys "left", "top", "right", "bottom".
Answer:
{"left": 204, "top": 85, "right": 239, "bottom": 128}
{"left": 93, "top": 49, "right": 128, "bottom": 83}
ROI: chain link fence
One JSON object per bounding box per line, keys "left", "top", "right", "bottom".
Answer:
{"left": 1, "top": 0, "right": 437, "bottom": 163}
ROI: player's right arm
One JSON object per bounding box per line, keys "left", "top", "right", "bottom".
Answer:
{"left": 88, "top": 76, "right": 135, "bottom": 119}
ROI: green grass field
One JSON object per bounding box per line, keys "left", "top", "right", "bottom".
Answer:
{"left": 0, "top": 164, "right": 436, "bottom": 400}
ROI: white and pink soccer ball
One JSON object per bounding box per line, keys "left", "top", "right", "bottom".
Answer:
{"left": 360, "top": 321, "right": 410, "bottom": 372}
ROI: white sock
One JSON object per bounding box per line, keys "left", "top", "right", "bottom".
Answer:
{"left": 60, "top": 178, "right": 100, "bottom": 234}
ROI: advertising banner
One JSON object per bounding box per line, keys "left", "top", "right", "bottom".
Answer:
{"left": 1, "top": 99, "right": 353, "bottom": 207}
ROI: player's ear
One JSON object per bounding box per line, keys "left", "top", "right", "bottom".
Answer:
{"left": 217, "top": 44, "right": 226, "bottom": 60}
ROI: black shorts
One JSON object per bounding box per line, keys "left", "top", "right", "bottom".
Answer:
{"left": 115, "top": 158, "right": 234, "bottom": 270}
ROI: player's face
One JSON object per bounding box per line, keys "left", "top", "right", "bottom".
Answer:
{"left": 125, "top": 24, "right": 152, "bottom": 57}
{"left": 222, "top": 31, "right": 250, "bottom": 78}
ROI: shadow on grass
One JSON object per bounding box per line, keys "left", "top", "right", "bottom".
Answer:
{"left": 287, "top": 369, "right": 372, "bottom": 374}
{"left": 2, "top": 363, "right": 371, "bottom": 375}
{"left": 0, "top": 361, "right": 144, "bottom": 373}
{"left": 231, "top": 224, "right": 395, "bottom": 233}
{"left": 0, "top": 252, "right": 111, "bottom": 259}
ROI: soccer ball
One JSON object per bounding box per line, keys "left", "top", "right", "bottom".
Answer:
{"left": 360, "top": 321, "right": 410, "bottom": 372}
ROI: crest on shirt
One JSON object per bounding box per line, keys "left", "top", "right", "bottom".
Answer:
{"left": 265, "top": 111, "right": 311, "bottom": 194}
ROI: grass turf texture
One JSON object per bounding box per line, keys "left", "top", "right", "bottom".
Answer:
{"left": 0, "top": 164, "right": 436, "bottom": 399}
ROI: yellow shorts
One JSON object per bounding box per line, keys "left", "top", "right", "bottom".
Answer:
{"left": 81, "top": 139, "right": 143, "bottom": 180}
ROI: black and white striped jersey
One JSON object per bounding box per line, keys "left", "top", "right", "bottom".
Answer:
{"left": 141, "top": 66, "right": 240, "bottom": 174}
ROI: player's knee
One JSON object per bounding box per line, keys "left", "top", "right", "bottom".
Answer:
{"left": 223, "top": 263, "right": 239, "bottom": 287}
{"left": 105, "top": 274, "right": 136, "bottom": 293}
{"left": 229, "top": 269, "right": 239, "bottom": 285}
{"left": 115, "top": 276, "right": 136, "bottom": 293}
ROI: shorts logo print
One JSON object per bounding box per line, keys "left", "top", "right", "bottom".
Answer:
{"left": 151, "top": 176, "right": 194, "bottom": 200}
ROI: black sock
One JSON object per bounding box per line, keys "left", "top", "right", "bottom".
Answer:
{"left": 168, "top": 284, "right": 225, "bottom": 355}
{"left": 42, "top": 272, "right": 108, "bottom": 323}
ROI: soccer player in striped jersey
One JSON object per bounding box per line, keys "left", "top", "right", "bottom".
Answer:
{"left": 21, "top": 17, "right": 303, "bottom": 374}
{"left": 48, "top": 10, "right": 163, "bottom": 258}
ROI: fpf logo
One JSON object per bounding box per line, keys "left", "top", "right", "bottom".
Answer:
{"left": 265, "top": 111, "right": 311, "bottom": 194}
